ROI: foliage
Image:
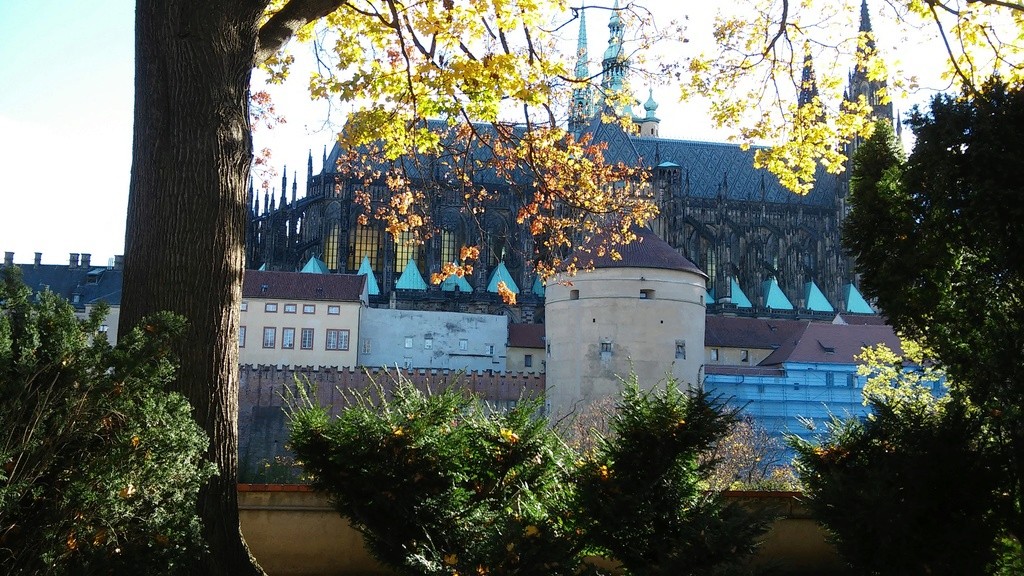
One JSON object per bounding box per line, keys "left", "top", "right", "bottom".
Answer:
{"left": 684, "top": 0, "right": 1024, "bottom": 193}
{"left": 0, "top": 267, "right": 214, "bottom": 575}
{"left": 702, "top": 414, "right": 799, "bottom": 492}
{"left": 573, "top": 377, "right": 769, "bottom": 575}
{"left": 287, "top": 377, "right": 583, "bottom": 576}
{"left": 790, "top": 341, "right": 1002, "bottom": 575}
{"left": 843, "top": 78, "right": 1024, "bottom": 544}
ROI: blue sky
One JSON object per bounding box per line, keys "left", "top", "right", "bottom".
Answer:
{"left": 0, "top": 0, "right": 134, "bottom": 265}
{"left": 0, "top": 1, "right": 938, "bottom": 267}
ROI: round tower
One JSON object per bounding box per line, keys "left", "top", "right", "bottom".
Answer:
{"left": 545, "top": 226, "right": 707, "bottom": 421}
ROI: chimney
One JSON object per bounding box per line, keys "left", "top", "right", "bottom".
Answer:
{"left": 113, "top": 255, "right": 124, "bottom": 270}
{"left": 3, "top": 252, "right": 12, "bottom": 267}
{"left": 81, "top": 253, "right": 91, "bottom": 268}
{"left": 69, "top": 253, "right": 80, "bottom": 268}
{"left": 34, "top": 252, "right": 42, "bottom": 266}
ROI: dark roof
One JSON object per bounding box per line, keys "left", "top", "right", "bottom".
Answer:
{"left": 704, "top": 316, "right": 807, "bottom": 349}
{"left": 7, "top": 263, "right": 123, "bottom": 310}
{"left": 761, "top": 322, "right": 901, "bottom": 366}
{"left": 582, "top": 225, "right": 706, "bottom": 277}
{"left": 243, "top": 270, "right": 366, "bottom": 302}
{"left": 704, "top": 365, "right": 787, "bottom": 377}
{"left": 508, "top": 323, "right": 544, "bottom": 348}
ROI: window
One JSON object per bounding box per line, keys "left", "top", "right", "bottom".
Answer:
{"left": 265, "top": 303, "right": 278, "bottom": 313}
{"left": 362, "top": 338, "right": 372, "bottom": 354}
{"left": 240, "top": 301, "right": 248, "bottom": 312}
{"left": 284, "top": 303, "right": 297, "bottom": 314}
{"left": 740, "top": 349, "right": 749, "bottom": 362}
{"left": 675, "top": 340, "right": 686, "bottom": 359}
{"left": 424, "top": 338, "right": 433, "bottom": 350}
{"left": 600, "top": 341, "right": 613, "bottom": 353}
{"left": 303, "top": 304, "right": 315, "bottom": 314}
{"left": 98, "top": 324, "right": 109, "bottom": 334}
{"left": 847, "top": 373, "right": 858, "bottom": 387}
{"left": 404, "top": 337, "right": 413, "bottom": 349}
{"left": 569, "top": 289, "right": 579, "bottom": 300}
{"left": 640, "top": 289, "right": 655, "bottom": 299}
{"left": 486, "top": 344, "right": 495, "bottom": 355}
{"left": 826, "top": 372, "right": 835, "bottom": 387}
{"left": 524, "top": 354, "right": 533, "bottom": 368}
{"left": 326, "top": 329, "right": 350, "bottom": 350}
{"left": 710, "top": 348, "right": 719, "bottom": 361}
{"left": 328, "top": 305, "right": 341, "bottom": 315}
{"left": 459, "top": 339, "right": 468, "bottom": 351}
{"left": 239, "top": 326, "right": 246, "bottom": 348}
{"left": 282, "top": 327, "right": 295, "bottom": 349}
{"left": 300, "top": 328, "right": 314, "bottom": 350}
{"left": 262, "top": 327, "right": 276, "bottom": 348}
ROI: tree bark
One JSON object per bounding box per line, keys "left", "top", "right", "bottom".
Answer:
{"left": 122, "top": 1, "right": 267, "bottom": 574}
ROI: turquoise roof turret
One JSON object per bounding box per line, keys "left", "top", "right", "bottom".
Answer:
{"left": 487, "top": 261, "right": 520, "bottom": 294}
{"left": 762, "top": 278, "right": 795, "bottom": 310}
{"left": 803, "top": 281, "right": 834, "bottom": 312}
{"left": 644, "top": 88, "right": 659, "bottom": 120}
{"left": 356, "top": 255, "right": 380, "bottom": 296}
{"left": 531, "top": 275, "right": 545, "bottom": 297}
{"left": 844, "top": 283, "right": 873, "bottom": 314}
{"left": 300, "top": 256, "right": 329, "bottom": 274}
{"left": 395, "top": 258, "right": 427, "bottom": 291}
{"left": 440, "top": 262, "right": 473, "bottom": 292}
{"left": 730, "top": 277, "right": 752, "bottom": 308}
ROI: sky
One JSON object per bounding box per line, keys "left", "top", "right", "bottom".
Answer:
{"left": 0, "top": 1, "right": 944, "bottom": 267}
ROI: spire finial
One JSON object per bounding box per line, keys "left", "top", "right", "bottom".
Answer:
{"left": 860, "top": 0, "right": 871, "bottom": 33}
{"left": 601, "top": 0, "right": 628, "bottom": 96}
{"left": 798, "top": 42, "right": 820, "bottom": 109}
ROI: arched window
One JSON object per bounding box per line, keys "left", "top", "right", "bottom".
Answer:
{"left": 347, "top": 224, "right": 381, "bottom": 272}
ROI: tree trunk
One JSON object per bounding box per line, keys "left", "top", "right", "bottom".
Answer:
{"left": 122, "top": 1, "right": 267, "bottom": 574}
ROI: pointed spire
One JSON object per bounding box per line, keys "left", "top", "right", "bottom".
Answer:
{"left": 569, "top": 6, "right": 594, "bottom": 134}
{"left": 601, "top": 0, "right": 628, "bottom": 97}
{"left": 262, "top": 190, "right": 269, "bottom": 215}
{"left": 291, "top": 171, "right": 298, "bottom": 204}
{"left": 322, "top": 146, "right": 328, "bottom": 173}
{"left": 798, "top": 42, "right": 820, "bottom": 108}
{"left": 270, "top": 189, "right": 277, "bottom": 212}
{"left": 859, "top": 0, "right": 872, "bottom": 34}
{"left": 247, "top": 178, "right": 255, "bottom": 215}
{"left": 279, "top": 169, "right": 288, "bottom": 208}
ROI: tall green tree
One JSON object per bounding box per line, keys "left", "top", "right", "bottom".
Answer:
{"left": 843, "top": 78, "right": 1024, "bottom": 544}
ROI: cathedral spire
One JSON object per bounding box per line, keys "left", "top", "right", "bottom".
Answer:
{"left": 847, "top": 0, "right": 892, "bottom": 122}
{"left": 601, "top": 0, "right": 628, "bottom": 97}
{"left": 280, "top": 168, "right": 288, "bottom": 208}
{"left": 307, "top": 149, "right": 314, "bottom": 181}
{"left": 798, "top": 43, "right": 820, "bottom": 109}
{"left": 569, "top": 6, "right": 594, "bottom": 134}
{"left": 292, "top": 171, "right": 298, "bottom": 205}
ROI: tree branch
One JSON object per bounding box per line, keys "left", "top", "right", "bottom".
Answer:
{"left": 256, "top": 0, "right": 350, "bottom": 64}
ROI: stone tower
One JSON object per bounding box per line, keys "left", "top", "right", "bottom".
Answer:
{"left": 545, "top": 226, "right": 707, "bottom": 421}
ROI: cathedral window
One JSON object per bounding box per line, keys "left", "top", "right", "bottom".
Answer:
{"left": 347, "top": 224, "right": 381, "bottom": 272}
{"left": 324, "top": 222, "right": 341, "bottom": 271}
{"left": 394, "top": 230, "right": 423, "bottom": 273}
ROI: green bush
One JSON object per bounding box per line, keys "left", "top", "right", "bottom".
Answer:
{"left": 0, "top": 268, "right": 214, "bottom": 575}
{"left": 573, "top": 377, "right": 769, "bottom": 576}
{"left": 288, "top": 378, "right": 584, "bottom": 576}
{"left": 790, "top": 343, "right": 1002, "bottom": 575}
